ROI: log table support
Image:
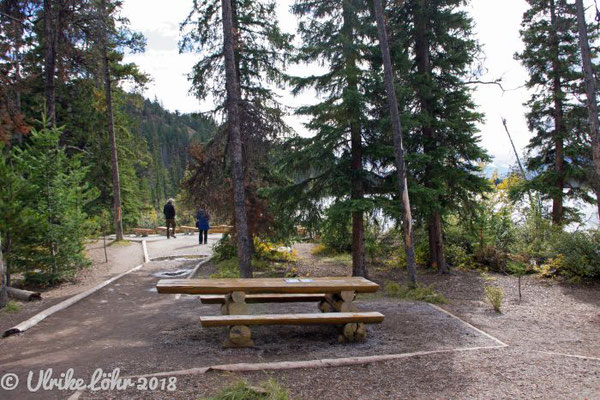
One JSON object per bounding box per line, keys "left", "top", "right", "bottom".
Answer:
{"left": 221, "top": 291, "right": 253, "bottom": 348}
{"left": 318, "top": 290, "right": 366, "bottom": 343}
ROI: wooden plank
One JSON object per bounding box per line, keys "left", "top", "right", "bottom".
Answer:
{"left": 200, "top": 293, "right": 327, "bottom": 304}
{"left": 200, "top": 312, "right": 385, "bottom": 327}
{"left": 156, "top": 277, "right": 380, "bottom": 295}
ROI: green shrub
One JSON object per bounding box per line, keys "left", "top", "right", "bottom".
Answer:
{"left": 203, "top": 379, "right": 289, "bottom": 400}
{"left": 547, "top": 230, "right": 600, "bottom": 280}
{"left": 24, "top": 270, "right": 67, "bottom": 287}
{"left": 3, "top": 300, "right": 21, "bottom": 313}
{"left": 210, "top": 258, "right": 241, "bottom": 279}
{"left": 484, "top": 286, "right": 503, "bottom": 312}
{"left": 445, "top": 243, "right": 475, "bottom": 270}
{"left": 384, "top": 282, "right": 447, "bottom": 304}
{"left": 213, "top": 234, "right": 237, "bottom": 261}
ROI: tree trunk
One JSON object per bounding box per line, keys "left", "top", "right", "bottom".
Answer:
{"left": 100, "top": 0, "right": 124, "bottom": 241}
{"left": 222, "top": 0, "right": 252, "bottom": 278}
{"left": 413, "top": 0, "right": 447, "bottom": 273}
{"left": 43, "top": 0, "right": 57, "bottom": 126}
{"left": 0, "top": 234, "right": 7, "bottom": 307}
{"left": 575, "top": 0, "right": 600, "bottom": 221}
{"left": 549, "top": 0, "right": 565, "bottom": 226}
{"left": 373, "top": 0, "right": 417, "bottom": 287}
{"left": 342, "top": 2, "right": 367, "bottom": 278}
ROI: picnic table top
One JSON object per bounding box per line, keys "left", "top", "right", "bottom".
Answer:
{"left": 156, "top": 276, "right": 380, "bottom": 295}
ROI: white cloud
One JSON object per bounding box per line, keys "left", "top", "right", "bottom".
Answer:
{"left": 120, "top": 0, "right": 596, "bottom": 169}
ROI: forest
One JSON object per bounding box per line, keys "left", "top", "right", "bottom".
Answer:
{"left": 1, "top": 0, "right": 600, "bottom": 303}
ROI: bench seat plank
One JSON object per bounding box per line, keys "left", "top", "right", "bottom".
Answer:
{"left": 200, "top": 311, "right": 384, "bottom": 327}
{"left": 199, "top": 293, "right": 327, "bottom": 304}
{"left": 156, "top": 277, "right": 379, "bottom": 295}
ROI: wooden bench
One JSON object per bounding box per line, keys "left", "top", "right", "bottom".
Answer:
{"left": 156, "top": 226, "right": 182, "bottom": 235}
{"left": 157, "top": 277, "right": 383, "bottom": 347}
{"left": 208, "top": 225, "right": 232, "bottom": 234}
{"left": 179, "top": 225, "right": 198, "bottom": 235}
{"left": 133, "top": 228, "right": 156, "bottom": 237}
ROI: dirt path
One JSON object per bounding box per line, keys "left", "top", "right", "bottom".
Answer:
{"left": 0, "top": 239, "right": 144, "bottom": 334}
{"left": 0, "top": 240, "right": 598, "bottom": 399}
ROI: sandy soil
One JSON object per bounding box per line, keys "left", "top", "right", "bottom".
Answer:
{"left": 0, "top": 240, "right": 598, "bottom": 399}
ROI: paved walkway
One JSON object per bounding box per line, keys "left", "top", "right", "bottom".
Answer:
{"left": 142, "top": 233, "right": 221, "bottom": 260}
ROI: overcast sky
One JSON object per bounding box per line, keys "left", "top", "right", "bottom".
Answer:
{"left": 120, "top": 0, "right": 593, "bottom": 174}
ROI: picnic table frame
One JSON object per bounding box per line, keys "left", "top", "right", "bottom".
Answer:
{"left": 156, "top": 277, "right": 383, "bottom": 347}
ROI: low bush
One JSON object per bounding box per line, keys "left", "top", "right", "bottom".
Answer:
{"left": 484, "top": 286, "right": 504, "bottom": 312}
{"left": 210, "top": 258, "right": 240, "bottom": 279}
{"left": 3, "top": 300, "right": 21, "bottom": 313}
{"left": 384, "top": 281, "right": 447, "bottom": 304}
{"left": 213, "top": 234, "right": 237, "bottom": 261}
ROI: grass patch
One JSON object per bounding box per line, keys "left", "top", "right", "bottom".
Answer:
{"left": 384, "top": 282, "right": 447, "bottom": 304}
{"left": 3, "top": 300, "right": 21, "bottom": 313}
{"left": 108, "top": 240, "right": 132, "bottom": 247}
{"left": 203, "top": 379, "right": 289, "bottom": 400}
{"left": 210, "top": 258, "right": 285, "bottom": 278}
{"left": 310, "top": 244, "right": 351, "bottom": 264}
{"left": 211, "top": 258, "right": 241, "bottom": 279}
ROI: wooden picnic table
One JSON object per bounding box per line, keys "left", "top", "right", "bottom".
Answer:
{"left": 156, "top": 276, "right": 380, "bottom": 295}
{"left": 156, "top": 277, "right": 384, "bottom": 347}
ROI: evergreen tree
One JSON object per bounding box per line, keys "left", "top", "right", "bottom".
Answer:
{"left": 3, "top": 125, "right": 97, "bottom": 284}
{"left": 516, "top": 0, "right": 597, "bottom": 224}
{"left": 575, "top": 0, "right": 600, "bottom": 219}
{"left": 385, "top": 0, "right": 490, "bottom": 272}
{"left": 283, "top": 0, "right": 378, "bottom": 277}
{"left": 180, "top": 0, "right": 292, "bottom": 270}
{"left": 373, "top": 0, "right": 418, "bottom": 286}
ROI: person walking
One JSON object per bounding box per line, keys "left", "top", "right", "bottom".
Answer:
{"left": 163, "top": 198, "right": 176, "bottom": 239}
{"left": 195, "top": 208, "right": 210, "bottom": 245}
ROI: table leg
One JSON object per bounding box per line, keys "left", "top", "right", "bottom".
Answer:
{"left": 222, "top": 291, "right": 254, "bottom": 348}
{"left": 323, "top": 290, "right": 366, "bottom": 343}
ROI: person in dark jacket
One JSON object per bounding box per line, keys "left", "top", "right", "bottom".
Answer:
{"left": 163, "top": 198, "right": 176, "bottom": 239}
{"left": 195, "top": 208, "right": 210, "bottom": 245}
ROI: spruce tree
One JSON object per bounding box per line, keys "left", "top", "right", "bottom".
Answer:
{"left": 516, "top": 0, "right": 597, "bottom": 224}
{"left": 284, "top": 0, "right": 378, "bottom": 277}
{"left": 384, "top": 0, "right": 490, "bottom": 273}
{"left": 575, "top": 0, "right": 600, "bottom": 219}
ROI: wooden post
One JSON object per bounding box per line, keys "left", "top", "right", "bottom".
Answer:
{"left": 103, "top": 232, "right": 108, "bottom": 263}
{"left": 222, "top": 291, "right": 253, "bottom": 348}
{"left": 0, "top": 235, "right": 7, "bottom": 307}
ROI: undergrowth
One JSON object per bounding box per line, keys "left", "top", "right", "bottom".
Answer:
{"left": 203, "top": 379, "right": 289, "bottom": 400}
{"left": 384, "top": 282, "right": 447, "bottom": 304}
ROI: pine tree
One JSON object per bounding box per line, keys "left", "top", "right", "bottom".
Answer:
{"left": 180, "top": 0, "right": 292, "bottom": 274}
{"left": 516, "top": 0, "right": 596, "bottom": 224}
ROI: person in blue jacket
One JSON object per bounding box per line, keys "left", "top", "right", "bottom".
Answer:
{"left": 195, "top": 208, "right": 210, "bottom": 245}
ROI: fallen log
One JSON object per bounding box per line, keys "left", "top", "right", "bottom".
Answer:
{"left": 7, "top": 287, "right": 41, "bottom": 302}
